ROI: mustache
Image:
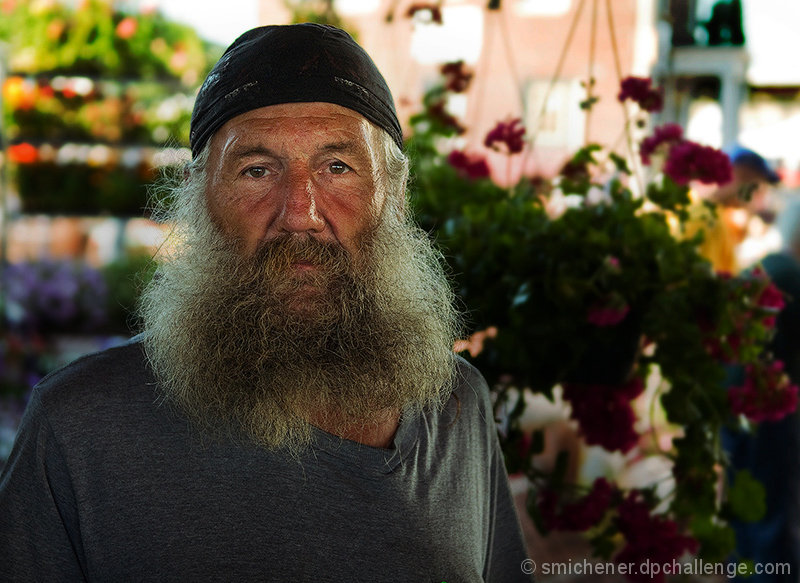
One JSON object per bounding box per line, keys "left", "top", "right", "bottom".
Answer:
{"left": 251, "top": 235, "right": 352, "bottom": 272}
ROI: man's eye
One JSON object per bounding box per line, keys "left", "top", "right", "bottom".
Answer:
{"left": 329, "top": 161, "right": 351, "bottom": 175}
{"left": 244, "top": 167, "right": 268, "bottom": 178}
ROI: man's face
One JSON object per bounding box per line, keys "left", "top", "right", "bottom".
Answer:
{"left": 141, "top": 100, "right": 462, "bottom": 452}
{"left": 204, "top": 102, "right": 386, "bottom": 259}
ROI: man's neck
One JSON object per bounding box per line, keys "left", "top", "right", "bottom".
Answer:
{"left": 308, "top": 409, "right": 401, "bottom": 449}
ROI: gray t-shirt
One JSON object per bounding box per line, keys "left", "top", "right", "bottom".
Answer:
{"left": 0, "top": 338, "right": 531, "bottom": 582}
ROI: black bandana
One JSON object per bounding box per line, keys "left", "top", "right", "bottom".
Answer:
{"left": 190, "top": 23, "right": 403, "bottom": 157}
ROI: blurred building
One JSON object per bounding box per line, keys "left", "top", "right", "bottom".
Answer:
{"left": 653, "top": 0, "right": 800, "bottom": 186}
{"left": 256, "top": 0, "right": 800, "bottom": 186}
{"left": 258, "top": 0, "right": 649, "bottom": 179}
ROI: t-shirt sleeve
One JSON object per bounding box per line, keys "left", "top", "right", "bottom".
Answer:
{"left": 0, "top": 392, "right": 87, "bottom": 581}
{"left": 483, "top": 423, "right": 535, "bottom": 582}
{"left": 455, "top": 357, "right": 533, "bottom": 582}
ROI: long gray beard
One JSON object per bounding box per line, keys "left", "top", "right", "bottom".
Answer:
{"left": 138, "top": 181, "right": 462, "bottom": 454}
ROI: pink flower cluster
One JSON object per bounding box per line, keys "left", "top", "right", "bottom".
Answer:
{"left": 729, "top": 360, "right": 799, "bottom": 422}
{"left": 639, "top": 123, "right": 684, "bottom": 165}
{"left": 562, "top": 377, "right": 644, "bottom": 453}
{"left": 440, "top": 61, "right": 473, "bottom": 93}
{"left": 447, "top": 150, "right": 491, "bottom": 180}
{"left": 484, "top": 118, "right": 526, "bottom": 154}
{"left": 538, "top": 477, "right": 614, "bottom": 532}
{"left": 614, "top": 491, "right": 698, "bottom": 583}
{"left": 617, "top": 77, "right": 664, "bottom": 112}
{"left": 750, "top": 267, "right": 786, "bottom": 328}
{"left": 662, "top": 141, "right": 732, "bottom": 185}
{"left": 639, "top": 123, "right": 732, "bottom": 186}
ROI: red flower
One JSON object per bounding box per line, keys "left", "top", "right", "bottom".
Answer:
{"left": 663, "top": 140, "right": 732, "bottom": 185}
{"left": 484, "top": 118, "right": 526, "bottom": 154}
{"left": 116, "top": 16, "right": 137, "bottom": 39}
{"left": 406, "top": 3, "right": 443, "bottom": 24}
{"left": 614, "top": 491, "right": 698, "bottom": 583}
{"left": 639, "top": 123, "right": 684, "bottom": 165}
{"left": 756, "top": 280, "right": 785, "bottom": 328}
{"left": 587, "top": 303, "right": 630, "bottom": 327}
{"left": 440, "top": 61, "right": 473, "bottom": 93}
{"left": 617, "top": 76, "right": 664, "bottom": 113}
{"left": 8, "top": 143, "right": 38, "bottom": 164}
{"left": 562, "top": 377, "right": 644, "bottom": 453}
{"left": 758, "top": 280, "right": 785, "bottom": 310}
{"left": 729, "top": 360, "right": 799, "bottom": 422}
{"left": 447, "top": 150, "right": 490, "bottom": 180}
{"left": 538, "top": 477, "right": 615, "bottom": 532}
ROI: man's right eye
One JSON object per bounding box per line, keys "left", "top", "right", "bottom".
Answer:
{"left": 244, "top": 166, "right": 269, "bottom": 178}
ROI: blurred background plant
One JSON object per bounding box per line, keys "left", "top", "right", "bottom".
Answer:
{"left": 2, "top": 0, "right": 800, "bottom": 577}
{"left": 0, "top": 0, "right": 213, "bottom": 460}
{"left": 408, "top": 61, "right": 796, "bottom": 569}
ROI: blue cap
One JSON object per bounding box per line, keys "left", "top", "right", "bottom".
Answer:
{"left": 726, "top": 145, "right": 780, "bottom": 184}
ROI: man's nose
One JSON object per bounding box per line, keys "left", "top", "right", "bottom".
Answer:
{"left": 277, "top": 168, "right": 325, "bottom": 235}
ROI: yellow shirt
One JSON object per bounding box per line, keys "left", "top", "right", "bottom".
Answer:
{"left": 681, "top": 201, "right": 744, "bottom": 274}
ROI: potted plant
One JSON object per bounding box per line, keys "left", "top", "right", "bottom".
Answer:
{"left": 408, "top": 63, "right": 796, "bottom": 572}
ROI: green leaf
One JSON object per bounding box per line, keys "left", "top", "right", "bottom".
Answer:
{"left": 690, "top": 516, "right": 737, "bottom": 562}
{"left": 608, "top": 152, "right": 631, "bottom": 174}
{"left": 727, "top": 469, "right": 766, "bottom": 523}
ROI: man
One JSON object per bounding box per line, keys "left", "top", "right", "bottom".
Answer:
{"left": 722, "top": 198, "right": 800, "bottom": 583}
{"left": 688, "top": 145, "right": 780, "bottom": 274}
{"left": 0, "top": 24, "right": 531, "bottom": 581}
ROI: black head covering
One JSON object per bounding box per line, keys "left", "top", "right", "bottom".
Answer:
{"left": 190, "top": 23, "right": 403, "bottom": 158}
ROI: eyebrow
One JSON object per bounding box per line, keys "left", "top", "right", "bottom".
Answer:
{"left": 318, "top": 140, "right": 365, "bottom": 157}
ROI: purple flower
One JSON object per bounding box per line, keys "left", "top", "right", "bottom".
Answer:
{"left": 484, "top": 118, "right": 526, "bottom": 154}
{"left": 447, "top": 150, "right": 491, "bottom": 180}
{"left": 663, "top": 141, "right": 732, "bottom": 185}
{"left": 3, "top": 260, "right": 108, "bottom": 332}
{"left": 618, "top": 76, "right": 664, "bottom": 113}
{"left": 639, "top": 123, "right": 684, "bottom": 165}
{"left": 440, "top": 61, "right": 473, "bottom": 93}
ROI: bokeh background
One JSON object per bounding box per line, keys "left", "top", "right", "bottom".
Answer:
{"left": 2, "top": 1, "right": 800, "bottom": 578}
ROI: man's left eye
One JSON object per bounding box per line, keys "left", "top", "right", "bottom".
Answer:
{"left": 329, "top": 161, "right": 351, "bottom": 175}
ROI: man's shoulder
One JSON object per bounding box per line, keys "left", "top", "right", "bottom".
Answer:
{"left": 452, "top": 354, "right": 491, "bottom": 401}
{"left": 32, "top": 335, "right": 155, "bottom": 422}
{"left": 447, "top": 354, "right": 495, "bottom": 427}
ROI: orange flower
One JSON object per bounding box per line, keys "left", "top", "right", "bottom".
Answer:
{"left": 116, "top": 16, "right": 137, "bottom": 39}
{"left": 8, "top": 143, "right": 38, "bottom": 164}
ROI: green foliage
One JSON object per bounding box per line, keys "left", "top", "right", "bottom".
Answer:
{"left": 407, "top": 68, "right": 786, "bottom": 565}
{"left": 725, "top": 469, "right": 767, "bottom": 523}
{"left": 102, "top": 251, "right": 157, "bottom": 334}
{"left": 0, "top": 0, "right": 220, "bottom": 82}
{"left": 13, "top": 161, "right": 154, "bottom": 216}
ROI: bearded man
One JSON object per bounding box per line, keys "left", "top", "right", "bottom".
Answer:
{"left": 0, "top": 24, "right": 531, "bottom": 582}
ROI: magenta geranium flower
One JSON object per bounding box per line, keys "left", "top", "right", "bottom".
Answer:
{"left": 617, "top": 76, "right": 664, "bottom": 113}
{"left": 729, "top": 360, "right": 799, "bottom": 422}
{"left": 639, "top": 123, "right": 684, "bottom": 165}
{"left": 484, "top": 118, "right": 526, "bottom": 154}
{"left": 440, "top": 61, "right": 473, "bottom": 93}
{"left": 662, "top": 140, "right": 732, "bottom": 185}
{"left": 614, "top": 491, "right": 698, "bottom": 583}
{"left": 447, "top": 150, "right": 490, "bottom": 180}
{"left": 562, "top": 378, "right": 644, "bottom": 453}
{"left": 538, "top": 477, "right": 615, "bottom": 532}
